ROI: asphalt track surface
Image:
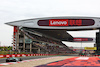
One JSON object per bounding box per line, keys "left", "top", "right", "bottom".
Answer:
{"left": 2, "top": 54, "right": 100, "bottom": 67}
{"left": 0, "top": 54, "right": 78, "bottom": 63}
{"left": 0, "top": 56, "right": 56, "bottom": 63}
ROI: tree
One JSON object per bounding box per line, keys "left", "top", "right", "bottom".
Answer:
{"left": 7, "top": 46, "right": 12, "bottom": 50}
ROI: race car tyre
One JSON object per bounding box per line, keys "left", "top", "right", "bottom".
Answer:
{"left": 6, "top": 60, "right": 9, "bottom": 62}
{"left": 13, "top": 59, "right": 16, "bottom": 62}
{"left": 19, "top": 58, "right": 22, "bottom": 61}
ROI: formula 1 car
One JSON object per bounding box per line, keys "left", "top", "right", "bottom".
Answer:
{"left": 6, "top": 57, "right": 22, "bottom": 62}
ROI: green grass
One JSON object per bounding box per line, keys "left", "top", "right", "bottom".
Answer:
{"left": 0, "top": 51, "right": 31, "bottom": 55}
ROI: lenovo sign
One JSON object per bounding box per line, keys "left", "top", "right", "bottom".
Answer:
{"left": 38, "top": 19, "right": 94, "bottom": 26}
{"left": 49, "top": 19, "right": 82, "bottom": 26}
{"left": 49, "top": 20, "right": 68, "bottom": 26}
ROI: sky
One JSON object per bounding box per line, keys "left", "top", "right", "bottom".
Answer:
{"left": 63, "top": 30, "right": 99, "bottom": 47}
{"left": 0, "top": 0, "right": 100, "bottom": 47}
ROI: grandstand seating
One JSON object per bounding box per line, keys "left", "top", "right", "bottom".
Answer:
{"left": 21, "top": 28, "right": 74, "bottom": 54}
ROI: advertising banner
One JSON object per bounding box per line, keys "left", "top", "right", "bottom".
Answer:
{"left": 38, "top": 19, "right": 95, "bottom": 26}
{"left": 85, "top": 47, "right": 97, "bottom": 50}
{"left": 25, "top": 39, "right": 32, "bottom": 43}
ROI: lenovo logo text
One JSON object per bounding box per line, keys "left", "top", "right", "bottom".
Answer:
{"left": 49, "top": 20, "right": 68, "bottom": 26}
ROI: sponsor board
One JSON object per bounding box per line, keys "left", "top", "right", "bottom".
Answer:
{"left": 49, "top": 19, "right": 82, "bottom": 26}
{"left": 38, "top": 19, "right": 95, "bottom": 27}
{"left": 85, "top": 47, "right": 97, "bottom": 50}
{"left": 25, "top": 39, "right": 32, "bottom": 43}
{"left": 73, "top": 38, "right": 93, "bottom": 42}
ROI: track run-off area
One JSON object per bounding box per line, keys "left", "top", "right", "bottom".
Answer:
{"left": 36, "top": 57, "right": 100, "bottom": 67}
{"left": 1, "top": 55, "right": 100, "bottom": 67}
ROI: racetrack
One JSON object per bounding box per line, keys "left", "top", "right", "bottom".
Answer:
{"left": 0, "top": 56, "right": 57, "bottom": 63}
{"left": 0, "top": 56, "right": 74, "bottom": 67}
{"left": 4, "top": 54, "right": 100, "bottom": 67}
{"left": 1, "top": 54, "right": 100, "bottom": 67}
{"left": 0, "top": 54, "right": 78, "bottom": 63}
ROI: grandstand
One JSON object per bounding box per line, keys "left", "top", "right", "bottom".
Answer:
{"left": 6, "top": 17, "right": 100, "bottom": 54}
{"left": 11, "top": 26, "right": 73, "bottom": 54}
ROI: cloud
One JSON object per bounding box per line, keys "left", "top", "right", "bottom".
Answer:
{"left": 0, "top": 0, "right": 100, "bottom": 46}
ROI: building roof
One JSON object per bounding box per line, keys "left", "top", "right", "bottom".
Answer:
{"left": 23, "top": 28, "right": 73, "bottom": 42}
{"left": 5, "top": 16, "right": 100, "bottom": 42}
{"left": 5, "top": 16, "right": 100, "bottom": 30}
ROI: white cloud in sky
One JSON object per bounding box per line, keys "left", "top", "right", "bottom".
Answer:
{"left": 0, "top": 0, "right": 100, "bottom": 47}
